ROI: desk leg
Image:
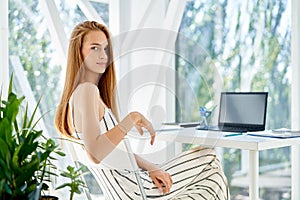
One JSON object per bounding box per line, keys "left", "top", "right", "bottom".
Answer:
{"left": 291, "top": 145, "right": 300, "bottom": 200}
{"left": 249, "top": 150, "right": 259, "bottom": 200}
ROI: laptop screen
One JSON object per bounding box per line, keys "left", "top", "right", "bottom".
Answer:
{"left": 218, "top": 92, "right": 268, "bottom": 129}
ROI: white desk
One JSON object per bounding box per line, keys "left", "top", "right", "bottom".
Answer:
{"left": 156, "top": 128, "right": 300, "bottom": 200}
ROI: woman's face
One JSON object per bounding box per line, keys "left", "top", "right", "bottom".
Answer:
{"left": 81, "top": 30, "right": 109, "bottom": 74}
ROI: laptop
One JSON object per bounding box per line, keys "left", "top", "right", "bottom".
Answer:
{"left": 197, "top": 92, "right": 268, "bottom": 132}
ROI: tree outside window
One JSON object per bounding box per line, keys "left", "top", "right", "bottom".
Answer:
{"left": 176, "top": 0, "right": 291, "bottom": 199}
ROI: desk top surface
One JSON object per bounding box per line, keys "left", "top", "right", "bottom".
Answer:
{"left": 155, "top": 127, "right": 300, "bottom": 151}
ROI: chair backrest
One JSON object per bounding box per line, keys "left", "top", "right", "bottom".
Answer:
{"left": 64, "top": 137, "right": 147, "bottom": 200}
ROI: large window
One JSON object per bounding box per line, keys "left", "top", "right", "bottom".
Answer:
{"left": 9, "top": 0, "right": 108, "bottom": 137}
{"left": 7, "top": 0, "right": 295, "bottom": 199}
{"left": 176, "top": 0, "right": 291, "bottom": 199}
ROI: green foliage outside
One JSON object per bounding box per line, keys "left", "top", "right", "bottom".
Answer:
{"left": 8, "top": 0, "right": 109, "bottom": 198}
{"left": 8, "top": 0, "right": 108, "bottom": 137}
{"left": 9, "top": 0, "right": 62, "bottom": 137}
{"left": 176, "top": 0, "right": 291, "bottom": 199}
{"left": 7, "top": 0, "right": 292, "bottom": 199}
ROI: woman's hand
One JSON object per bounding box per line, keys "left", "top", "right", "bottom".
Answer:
{"left": 130, "top": 112, "right": 156, "bottom": 145}
{"left": 149, "top": 168, "right": 173, "bottom": 195}
{"left": 134, "top": 154, "right": 172, "bottom": 195}
{"left": 118, "top": 112, "right": 156, "bottom": 145}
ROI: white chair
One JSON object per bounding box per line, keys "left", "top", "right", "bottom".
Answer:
{"left": 64, "top": 137, "right": 147, "bottom": 200}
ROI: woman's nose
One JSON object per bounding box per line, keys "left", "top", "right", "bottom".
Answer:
{"left": 99, "top": 49, "right": 107, "bottom": 60}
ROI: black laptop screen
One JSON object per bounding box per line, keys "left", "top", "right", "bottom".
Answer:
{"left": 218, "top": 92, "right": 268, "bottom": 127}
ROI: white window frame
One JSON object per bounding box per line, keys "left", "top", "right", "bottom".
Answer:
{"left": 291, "top": 0, "right": 300, "bottom": 198}
{"left": 1, "top": 0, "right": 300, "bottom": 196}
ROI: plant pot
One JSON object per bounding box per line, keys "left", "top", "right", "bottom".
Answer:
{"left": 39, "top": 195, "right": 59, "bottom": 200}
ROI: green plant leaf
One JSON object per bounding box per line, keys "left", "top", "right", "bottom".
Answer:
{"left": 0, "top": 158, "right": 13, "bottom": 183}
{"left": 55, "top": 183, "right": 71, "bottom": 190}
{"left": 19, "top": 141, "right": 39, "bottom": 163}
{"left": 73, "top": 188, "right": 81, "bottom": 194}
{"left": 55, "top": 151, "right": 66, "bottom": 157}
{"left": 0, "top": 118, "right": 13, "bottom": 147}
{"left": 26, "top": 95, "right": 42, "bottom": 130}
{"left": 0, "top": 137, "right": 10, "bottom": 160}
{"left": 15, "top": 160, "right": 40, "bottom": 186}
{"left": 11, "top": 144, "right": 22, "bottom": 170}
{"left": 6, "top": 93, "right": 24, "bottom": 123}
{"left": 19, "top": 140, "right": 40, "bottom": 166}
{"left": 8, "top": 73, "right": 13, "bottom": 95}
{"left": 22, "top": 103, "right": 29, "bottom": 133}
{"left": 26, "top": 182, "right": 39, "bottom": 198}
{"left": 60, "top": 171, "right": 73, "bottom": 178}
{"left": 0, "top": 159, "right": 10, "bottom": 181}
{"left": 0, "top": 75, "right": 66, "bottom": 198}
{"left": 4, "top": 182, "right": 13, "bottom": 195}
{"left": 14, "top": 120, "right": 20, "bottom": 141}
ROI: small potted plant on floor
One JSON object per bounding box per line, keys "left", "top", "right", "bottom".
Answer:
{"left": 56, "top": 165, "right": 87, "bottom": 200}
{"left": 0, "top": 75, "right": 65, "bottom": 200}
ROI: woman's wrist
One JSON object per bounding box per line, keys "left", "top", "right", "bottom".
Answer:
{"left": 118, "top": 114, "right": 134, "bottom": 135}
{"left": 117, "top": 123, "right": 128, "bottom": 135}
{"left": 144, "top": 162, "right": 160, "bottom": 173}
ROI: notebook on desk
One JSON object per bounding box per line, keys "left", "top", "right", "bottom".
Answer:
{"left": 197, "top": 92, "right": 268, "bottom": 133}
{"left": 248, "top": 129, "right": 300, "bottom": 138}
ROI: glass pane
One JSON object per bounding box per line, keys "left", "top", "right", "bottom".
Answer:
{"left": 9, "top": 0, "right": 109, "bottom": 198}
{"left": 176, "top": 0, "right": 291, "bottom": 199}
{"left": 9, "top": 0, "right": 109, "bottom": 136}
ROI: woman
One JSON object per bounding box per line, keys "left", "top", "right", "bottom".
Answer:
{"left": 55, "top": 21, "right": 229, "bottom": 199}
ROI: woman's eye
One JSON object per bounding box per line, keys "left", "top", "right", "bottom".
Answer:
{"left": 92, "top": 46, "right": 99, "bottom": 51}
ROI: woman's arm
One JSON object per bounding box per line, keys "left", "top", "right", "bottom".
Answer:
{"left": 74, "top": 83, "right": 156, "bottom": 163}
{"left": 135, "top": 154, "right": 173, "bottom": 195}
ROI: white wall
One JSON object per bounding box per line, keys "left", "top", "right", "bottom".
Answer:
{"left": 0, "top": 0, "right": 9, "bottom": 98}
{"left": 110, "top": 0, "right": 186, "bottom": 124}
{"left": 109, "top": 0, "right": 185, "bottom": 163}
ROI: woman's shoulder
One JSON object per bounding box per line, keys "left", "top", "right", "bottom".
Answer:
{"left": 72, "top": 83, "right": 100, "bottom": 106}
{"left": 76, "top": 82, "right": 98, "bottom": 90}
{"left": 72, "top": 82, "right": 106, "bottom": 120}
{"left": 74, "top": 82, "right": 99, "bottom": 96}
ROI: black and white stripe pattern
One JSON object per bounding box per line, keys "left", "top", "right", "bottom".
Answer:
{"left": 86, "top": 109, "right": 230, "bottom": 200}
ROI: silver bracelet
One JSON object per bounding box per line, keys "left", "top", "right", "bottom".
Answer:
{"left": 117, "top": 124, "right": 128, "bottom": 135}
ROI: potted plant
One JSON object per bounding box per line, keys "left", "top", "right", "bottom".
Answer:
{"left": 38, "top": 138, "right": 65, "bottom": 200}
{"left": 0, "top": 76, "right": 65, "bottom": 200}
{"left": 56, "top": 165, "right": 87, "bottom": 200}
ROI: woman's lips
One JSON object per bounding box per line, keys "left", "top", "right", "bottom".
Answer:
{"left": 97, "top": 62, "right": 107, "bottom": 66}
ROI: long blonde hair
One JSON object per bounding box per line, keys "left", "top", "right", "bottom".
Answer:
{"left": 55, "top": 21, "right": 119, "bottom": 138}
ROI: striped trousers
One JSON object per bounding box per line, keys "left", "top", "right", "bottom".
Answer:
{"left": 90, "top": 147, "right": 230, "bottom": 200}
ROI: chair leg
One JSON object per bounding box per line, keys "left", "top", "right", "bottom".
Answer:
{"left": 124, "top": 138, "right": 147, "bottom": 200}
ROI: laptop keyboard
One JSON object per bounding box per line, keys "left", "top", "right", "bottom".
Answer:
{"left": 220, "top": 126, "right": 248, "bottom": 133}
{"left": 196, "top": 126, "right": 248, "bottom": 132}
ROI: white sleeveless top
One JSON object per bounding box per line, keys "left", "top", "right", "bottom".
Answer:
{"left": 69, "top": 96, "right": 136, "bottom": 171}
{"left": 72, "top": 107, "right": 117, "bottom": 140}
